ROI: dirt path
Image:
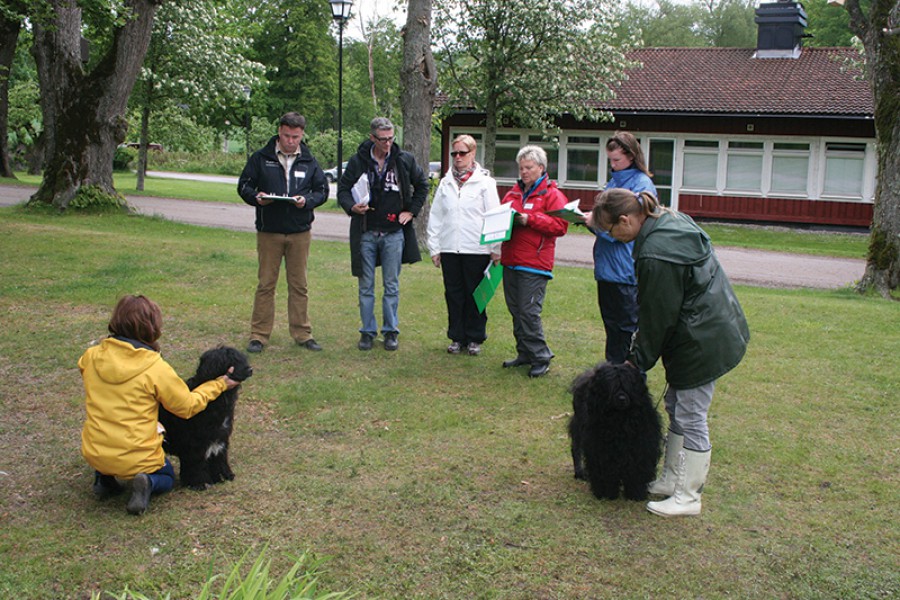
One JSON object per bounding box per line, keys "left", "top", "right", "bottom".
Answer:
{"left": 1, "top": 183, "right": 865, "bottom": 289}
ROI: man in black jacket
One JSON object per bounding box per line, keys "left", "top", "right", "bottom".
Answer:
{"left": 237, "top": 112, "right": 329, "bottom": 353}
{"left": 336, "top": 117, "right": 429, "bottom": 351}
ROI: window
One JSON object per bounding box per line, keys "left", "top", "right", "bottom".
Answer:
{"left": 565, "top": 135, "right": 601, "bottom": 183}
{"left": 823, "top": 142, "right": 866, "bottom": 197}
{"left": 682, "top": 140, "right": 718, "bottom": 190}
{"left": 770, "top": 142, "right": 810, "bottom": 194}
{"left": 725, "top": 141, "right": 764, "bottom": 193}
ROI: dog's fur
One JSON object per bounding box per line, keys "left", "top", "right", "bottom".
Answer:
{"left": 158, "top": 346, "right": 252, "bottom": 490}
{"left": 568, "top": 362, "right": 662, "bottom": 501}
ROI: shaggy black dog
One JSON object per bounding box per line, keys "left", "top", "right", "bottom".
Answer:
{"left": 158, "top": 346, "right": 252, "bottom": 490}
{"left": 568, "top": 362, "right": 662, "bottom": 501}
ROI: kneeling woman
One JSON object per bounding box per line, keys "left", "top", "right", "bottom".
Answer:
{"left": 79, "top": 295, "right": 239, "bottom": 515}
{"left": 589, "top": 189, "right": 750, "bottom": 516}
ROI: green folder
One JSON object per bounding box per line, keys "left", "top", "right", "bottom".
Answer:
{"left": 473, "top": 263, "right": 504, "bottom": 314}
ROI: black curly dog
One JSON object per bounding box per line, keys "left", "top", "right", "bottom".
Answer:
{"left": 158, "top": 346, "right": 253, "bottom": 490}
{"left": 569, "top": 362, "right": 662, "bottom": 501}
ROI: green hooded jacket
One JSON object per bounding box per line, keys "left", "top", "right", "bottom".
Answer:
{"left": 630, "top": 210, "right": 750, "bottom": 389}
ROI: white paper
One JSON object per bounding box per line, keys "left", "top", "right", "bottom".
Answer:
{"left": 351, "top": 173, "right": 370, "bottom": 206}
{"left": 481, "top": 203, "right": 513, "bottom": 243}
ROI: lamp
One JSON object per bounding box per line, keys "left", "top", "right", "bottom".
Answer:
{"left": 242, "top": 85, "right": 252, "bottom": 160}
{"left": 329, "top": 0, "right": 354, "bottom": 181}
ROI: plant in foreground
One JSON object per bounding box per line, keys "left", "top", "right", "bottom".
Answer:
{"left": 91, "top": 547, "right": 354, "bottom": 600}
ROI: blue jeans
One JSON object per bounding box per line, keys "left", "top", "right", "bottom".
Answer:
{"left": 359, "top": 230, "right": 403, "bottom": 336}
{"left": 94, "top": 458, "right": 175, "bottom": 494}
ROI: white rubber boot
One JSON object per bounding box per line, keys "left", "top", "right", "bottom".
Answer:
{"left": 646, "top": 448, "right": 710, "bottom": 517}
{"left": 648, "top": 431, "right": 684, "bottom": 496}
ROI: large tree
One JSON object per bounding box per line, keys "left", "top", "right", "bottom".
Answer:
{"left": 0, "top": 0, "right": 26, "bottom": 178}
{"left": 842, "top": 0, "right": 900, "bottom": 297}
{"left": 400, "top": 0, "right": 437, "bottom": 245}
{"left": 29, "top": 0, "right": 163, "bottom": 209}
{"left": 434, "top": 0, "right": 633, "bottom": 172}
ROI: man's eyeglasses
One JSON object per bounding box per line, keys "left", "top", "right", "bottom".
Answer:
{"left": 373, "top": 135, "right": 394, "bottom": 143}
{"left": 450, "top": 150, "right": 471, "bottom": 157}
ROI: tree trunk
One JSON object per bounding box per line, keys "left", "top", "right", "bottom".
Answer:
{"left": 0, "top": 10, "right": 22, "bottom": 179}
{"left": 846, "top": 0, "right": 900, "bottom": 298}
{"left": 29, "top": 0, "right": 162, "bottom": 210}
{"left": 482, "top": 93, "right": 499, "bottom": 175}
{"left": 401, "top": 0, "right": 437, "bottom": 246}
{"left": 136, "top": 102, "right": 151, "bottom": 191}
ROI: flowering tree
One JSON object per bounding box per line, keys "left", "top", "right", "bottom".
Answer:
{"left": 131, "top": 1, "right": 264, "bottom": 189}
{"left": 434, "top": 0, "right": 634, "bottom": 172}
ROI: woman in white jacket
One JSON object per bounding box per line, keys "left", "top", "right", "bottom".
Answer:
{"left": 427, "top": 135, "right": 501, "bottom": 356}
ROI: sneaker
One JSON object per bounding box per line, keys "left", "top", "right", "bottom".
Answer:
{"left": 358, "top": 333, "right": 374, "bottom": 351}
{"left": 247, "top": 340, "right": 264, "bottom": 353}
{"left": 447, "top": 342, "right": 462, "bottom": 354}
{"left": 383, "top": 332, "right": 399, "bottom": 351}
{"left": 528, "top": 362, "right": 551, "bottom": 378}
{"left": 298, "top": 339, "right": 322, "bottom": 351}
{"left": 126, "top": 474, "right": 152, "bottom": 515}
{"left": 467, "top": 342, "right": 481, "bottom": 356}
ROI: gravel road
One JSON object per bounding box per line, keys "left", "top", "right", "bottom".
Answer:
{"left": 2, "top": 181, "right": 865, "bottom": 290}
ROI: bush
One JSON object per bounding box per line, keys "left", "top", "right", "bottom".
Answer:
{"left": 113, "top": 146, "right": 136, "bottom": 172}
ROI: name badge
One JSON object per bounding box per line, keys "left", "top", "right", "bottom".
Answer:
{"left": 294, "top": 170, "right": 307, "bottom": 179}
{"left": 524, "top": 203, "right": 534, "bottom": 210}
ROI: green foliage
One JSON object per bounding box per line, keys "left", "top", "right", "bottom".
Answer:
{"left": 125, "top": 104, "right": 219, "bottom": 153}
{"left": 147, "top": 151, "right": 248, "bottom": 176}
{"left": 66, "top": 185, "right": 127, "bottom": 212}
{"left": 113, "top": 146, "right": 137, "bottom": 172}
{"left": 6, "top": 79, "right": 41, "bottom": 164}
{"left": 304, "top": 128, "right": 366, "bottom": 168}
{"left": 616, "top": 0, "right": 758, "bottom": 48}
{"left": 803, "top": 0, "right": 855, "bottom": 47}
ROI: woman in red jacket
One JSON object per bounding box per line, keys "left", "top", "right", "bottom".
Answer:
{"left": 499, "top": 146, "right": 569, "bottom": 378}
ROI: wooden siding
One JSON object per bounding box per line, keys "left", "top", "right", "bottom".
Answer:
{"left": 496, "top": 185, "right": 873, "bottom": 228}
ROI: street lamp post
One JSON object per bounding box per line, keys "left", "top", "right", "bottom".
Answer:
{"left": 242, "top": 85, "right": 252, "bottom": 160}
{"left": 329, "top": 0, "right": 354, "bottom": 182}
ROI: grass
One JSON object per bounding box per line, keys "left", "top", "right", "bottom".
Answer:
{"left": 0, "top": 206, "right": 896, "bottom": 599}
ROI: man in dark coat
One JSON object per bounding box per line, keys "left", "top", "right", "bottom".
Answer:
{"left": 238, "top": 112, "right": 329, "bottom": 353}
{"left": 336, "top": 117, "right": 429, "bottom": 351}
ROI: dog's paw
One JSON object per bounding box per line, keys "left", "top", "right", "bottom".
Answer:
{"left": 573, "top": 469, "right": 587, "bottom": 481}
{"left": 188, "top": 482, "right": 210, "bottom": 491}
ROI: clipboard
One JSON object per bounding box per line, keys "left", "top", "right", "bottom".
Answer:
{"left": 260, "top": 195, "right": 297, "bottom": 202}
{"left": 480, "top": 203, "right": 515, "bottom": 244}
{"left": 473, "top": 262, "right": 504, "bottom": 314}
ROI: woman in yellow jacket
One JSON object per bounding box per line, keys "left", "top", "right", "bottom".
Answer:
{"left": 79, "top": 295, "right": 239, "bottom": 515}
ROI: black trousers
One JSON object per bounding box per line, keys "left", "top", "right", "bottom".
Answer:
{"left": 440, "top": 253, "right": 491, "bottom": 344}
{"left": 596, "top": 280, "right": 638, "bottom": 364}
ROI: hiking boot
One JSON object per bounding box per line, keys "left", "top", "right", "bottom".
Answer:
{"left": 126, "top": 474, "right": 152, "bottom": 516}
{"left": 384, "top": 332, "right": 399, "bottom": 351}
{"left": 247, "top": 340, "right": 264, "bottom": 353}
{"left": 358, "top": 333, "right": 374, "bottom": 351}
{"left": 467, "top": 342, "right": 482, "bottom": 356}
{"left": 447, "top": 342, "right": 462, "bottom": 354}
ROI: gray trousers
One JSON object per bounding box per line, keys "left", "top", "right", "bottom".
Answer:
{"left": 664, "top": 381, "right": 716, "bottom": 452}
{"left": 503, "top": 268, "right": 553, "bottom": 364}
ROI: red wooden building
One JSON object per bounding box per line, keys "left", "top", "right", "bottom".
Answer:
{"left": 438, "top": 2, "right": 875, "bottom": 228}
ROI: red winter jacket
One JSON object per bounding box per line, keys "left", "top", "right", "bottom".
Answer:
{"left": 500, "top": 176, "right": 569, "bottom": 273}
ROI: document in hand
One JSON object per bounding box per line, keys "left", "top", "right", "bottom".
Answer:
{"left": 480, "top": 203, "right": 515, "bottom": 244}
{"left": 260, "top": 195, "right": 297, "bottom": 202}
{"left": 473, "top": 262, "right": 504, "bottom": 314}
{"left": 546, "top": 199, "right": 586, "bottom": 223}
{"left": 351, "top": 173, "right": 370, "bottom": 206}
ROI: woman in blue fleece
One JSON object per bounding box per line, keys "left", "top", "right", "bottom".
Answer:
{"left": 589, "top": 131, "right": 656, "bottom": 364}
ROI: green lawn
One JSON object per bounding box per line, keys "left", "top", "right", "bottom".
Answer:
{"left": 0, "top": 207, "right": 896, "bottom": 598}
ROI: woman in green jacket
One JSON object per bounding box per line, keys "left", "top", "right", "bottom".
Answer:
{"left": 589, "top": 189, "right": 750, "bottom": 517}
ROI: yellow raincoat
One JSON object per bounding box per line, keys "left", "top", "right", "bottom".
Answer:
{"left": 79, "top": 337, "right": 226, "bottom": 478}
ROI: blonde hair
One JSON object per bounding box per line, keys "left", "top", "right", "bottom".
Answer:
{"left": 591, "top": 188, "right": 663, "bottom": 229}
{"left": 452, "top": 134, "right": 477, "bottom": 153}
